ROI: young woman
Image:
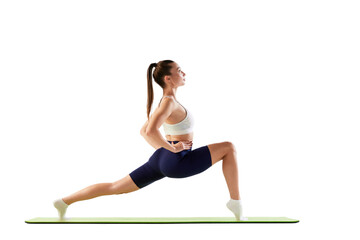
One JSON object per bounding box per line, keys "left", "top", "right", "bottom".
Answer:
{"left": 53, "top": 60, "right": 246, "bottom": 221}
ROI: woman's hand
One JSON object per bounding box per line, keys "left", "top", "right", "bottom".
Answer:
{"left": 171, "top": 141, "right": 193, "bottom": 153}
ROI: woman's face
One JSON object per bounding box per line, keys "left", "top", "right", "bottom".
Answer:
{"left": 166, "top": 62, "right": 186, "bottom": 87}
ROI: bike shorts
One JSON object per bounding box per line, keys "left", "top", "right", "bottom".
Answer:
{"left": 129, "top": 141, "right": 212, "bottom": 188}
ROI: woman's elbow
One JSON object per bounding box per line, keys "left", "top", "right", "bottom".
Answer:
{"left": 145, "top": 128, "right": 157, "bottom": 136}
{"left": 140, "top": 129, "right": 146, "bottom": 136}
{"left": 140, "top": 128, "right": 150, "bottom": 136}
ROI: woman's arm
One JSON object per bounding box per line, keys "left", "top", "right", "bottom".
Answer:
{"left": 139, "top": 97, "right": 177, "bottom": 151}
{"left": 141, "top": 129, "right": 175, "bottom": 152}
{"left": 140, "top": 120, "right": 162, "bottom": 150}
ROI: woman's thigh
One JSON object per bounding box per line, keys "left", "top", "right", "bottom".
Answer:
{"left": 207, "top": 141, "right": 234, "bottom": 165}
{"left": 160, "top": 145, "right": 212, "bottom": 178}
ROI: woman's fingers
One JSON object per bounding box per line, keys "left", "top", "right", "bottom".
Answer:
{"left": 182, "top": 141, "right": 192, "bottom": 149}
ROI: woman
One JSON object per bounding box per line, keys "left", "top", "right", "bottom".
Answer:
{"left": 53, "top": 60, "right": 246, "bottom": 221}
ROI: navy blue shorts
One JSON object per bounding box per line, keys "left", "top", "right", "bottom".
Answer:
{"left": 129, "top": 141, "right": 213, "bottom": 188}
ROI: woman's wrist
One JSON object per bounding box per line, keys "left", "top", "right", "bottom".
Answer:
{"left": 164, "top": 143, "right": 176, "bottom": 152}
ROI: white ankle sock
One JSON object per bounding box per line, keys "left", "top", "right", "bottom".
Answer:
{"left": 53, "top": 198, "right": 69, "bottom": 220}
{"left": 226, "top": 199, "right": 247, "bottom": 221}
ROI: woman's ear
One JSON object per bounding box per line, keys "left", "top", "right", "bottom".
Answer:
{"left": 164, "top": 76, "right": 171, "bottom": 86}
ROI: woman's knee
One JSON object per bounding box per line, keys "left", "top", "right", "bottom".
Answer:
{"left": 224, "top": 141, "right": 237, "bottom": 154}
{"left": 111, "top": 175, "right": 140, "bottom": 195}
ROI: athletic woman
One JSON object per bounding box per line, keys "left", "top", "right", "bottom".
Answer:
{"left": 53, "top": 60, "right": 246, "bottom": 221}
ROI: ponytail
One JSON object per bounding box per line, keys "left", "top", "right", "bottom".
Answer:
{"left": 146, "top": 63, "right": 157, "bottom": 119}
{"left": 146, "top": 60, "right": 174, "bottom": 119}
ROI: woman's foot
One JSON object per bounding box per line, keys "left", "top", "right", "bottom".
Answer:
{"left": 53, "top": 198, "right": 69, "bottom": 220}
{"left": 226, "top": 199, "right": 248, "bottom": 221}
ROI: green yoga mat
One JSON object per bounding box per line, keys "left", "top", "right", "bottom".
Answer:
{"left": 25, "top": 217, "right": 299, "bottom": 224}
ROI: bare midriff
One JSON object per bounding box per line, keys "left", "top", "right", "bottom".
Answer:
{"left": 165, "top": 132, "right": 194, "bottom": 142}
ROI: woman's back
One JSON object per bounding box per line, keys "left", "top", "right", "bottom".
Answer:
{"left": 157, "top": 96, "right": 194, "bottom": 141}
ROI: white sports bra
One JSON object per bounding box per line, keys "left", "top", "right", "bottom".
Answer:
{"left": 159, "top": 96, "right": 194, "bottom": 135}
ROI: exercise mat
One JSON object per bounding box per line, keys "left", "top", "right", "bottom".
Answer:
{"left": 25, "top": 217, "right": 299, "bottom": 224}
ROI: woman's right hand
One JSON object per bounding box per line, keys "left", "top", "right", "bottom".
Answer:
{"left": 171, "top": 141, "right": 193, "bottom": 153}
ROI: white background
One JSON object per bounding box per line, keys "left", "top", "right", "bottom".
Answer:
{"left": 1, "top": 0, "right": 359, "bottom": 239}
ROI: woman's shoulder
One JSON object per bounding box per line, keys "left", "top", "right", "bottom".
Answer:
{"left": 158, "top": 96, "right": 176, "bottom": 106}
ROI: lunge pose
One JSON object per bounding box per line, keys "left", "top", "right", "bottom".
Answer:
{"left": 53, "top": 60, "right": 246, "bottom": 220}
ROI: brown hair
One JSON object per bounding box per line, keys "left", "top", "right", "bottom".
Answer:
{"left": 146, "top": 60, "right": 174, "bottom": 119}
